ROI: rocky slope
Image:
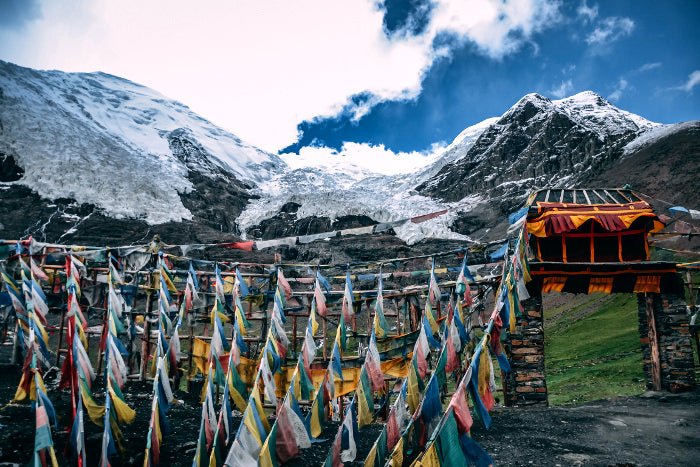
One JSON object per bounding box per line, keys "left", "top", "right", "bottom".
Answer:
{"left": 416, "top": 92, "right": 659, "bottom": 234}
{"left": 0, "top": 60, "right": 281, "bottom": 244}
{"left": 1, "top": 60, "right": 698, "bottom": 258}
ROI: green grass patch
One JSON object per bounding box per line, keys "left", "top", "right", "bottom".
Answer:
{"left": 545, "top": 294, "right": 646, "bottom": 406}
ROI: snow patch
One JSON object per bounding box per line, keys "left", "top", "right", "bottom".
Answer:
{"left": 623, "top": 121, "right": 700, "bottom": 155}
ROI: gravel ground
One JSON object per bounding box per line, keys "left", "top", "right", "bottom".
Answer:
{"left": 0, "top": 364, "right": 697, "bottom": 466}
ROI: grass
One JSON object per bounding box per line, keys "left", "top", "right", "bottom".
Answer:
{"left": 544, "top": 294, "right": 646, "bottom": 406}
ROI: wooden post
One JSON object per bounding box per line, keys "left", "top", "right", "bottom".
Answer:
{"left": 292, "top": 314, "right": 298, "bottom": 356}
{"left": 645, "top": 294, "right": 662, "bottom": 391}
{"left": 322, "top": 318, "right": 327, "bottom": 361}
{"left": 95, "top": 305, "right": 109, "bottom": 377}
{"left": 140, "top": 290, "right": 153, "bottom": 380}
{"left": 394, "top": 298, "right": 401, "bottom": 335}
{"left": 10, "top": 322, "right": 20, "bottom": 365}
{"left": 366, "top": 299, "right": 371, "bottom": 346}
{"left": 188, "top": 322, "right": 195, "bottom": 382}
{"left": 55, "top": 307, "right": 66, "bottom": 367}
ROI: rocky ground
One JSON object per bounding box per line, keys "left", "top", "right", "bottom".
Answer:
{"left": 0, "top": 360, "right": 697, "bottom": 466}
{"left": 476, "top": 390, "right": 700, "bottom": 466}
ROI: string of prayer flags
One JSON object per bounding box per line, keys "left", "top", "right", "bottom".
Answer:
{"left": 224, "top": 383, "right": 270, "bottom": 466}
{"left": 235, "top": 266, "right": 250, "bottom": 298}
{"left": 423, "top": 300, "right": 439, "bottom": 335}
{"left": 312, "top": 276, "right": 328, "bottom": 319}
{"left": 364, "top": 332, "right": 385, "bottom": 393}
{"left": 99, "top": 260, "right": 135, "bottom": 466}
{"left": 373, "top": 273, "right": 390, "bottom": 339}
{"left": 226, "top": 339, "right": 249, "bottom": 412}
{"left": 276, "top": 267, "right": 293, "bottom": 301}
{"left": 429, "top": 259, "right": 442, "bottom": 304}
{"left": 33, "top": 368, "right": 59, "bottom": 467}
{"left": 335, "top": 312, "right": 348, "bottom": 353}
{"left": 323, "top": 399, "right": 358, "bottom": 467}
{"left": 309, "top": 294, "right": 320, "bottom": 335}
{"left": 184, "top": 261, "right": 199, "bottom": 315}
{"left": 144, "top": 356, "right": 174, "bottom": 467}
{"left": 259, "top": 390, "right": 311, "bottom": 466}
{"left": 210, "top": 362, "right": 235, "bottom": 466}
{"left": 341, "top": 271, "right": 355, "bottom": 322}
{"left": 192, "top": 369, "right": 217, "bottom": 467}
{"left": 456, "top": 252, "right": 475, "bottom": 305}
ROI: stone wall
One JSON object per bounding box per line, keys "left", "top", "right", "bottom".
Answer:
{"left": 505, "top": 293, "right": 548, "bottom": 406}
{"left": 637, "top": 293, "right": 696, "bottom": 392}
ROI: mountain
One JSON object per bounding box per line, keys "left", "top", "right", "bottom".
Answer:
{"left": 1, "top": 60, "right": 697, "bottom": 259}
{"left": 415, "top": 92, "right": 660, "bottom": 233}
{"left": 0, "top": 60, "right": 284, "bottom": 244}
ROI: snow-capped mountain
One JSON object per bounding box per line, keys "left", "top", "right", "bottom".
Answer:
{"left": 417, "top": 91, "right": 659, "bottom": 214}
{"left": 244, "top": 91, "right": 667, "bottom": 244}
{"left": 0, "top": 60, "right": 283, "bottom": 225}
{"left": 1, "top": 60, "right": 697, "bottom": 252}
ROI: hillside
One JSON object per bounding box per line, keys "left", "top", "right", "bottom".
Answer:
{"left": 1, "top": 60, "right": 699, "bottom": 256}
{"left": 0, "top": 60, "right": 282, "bottom": 244}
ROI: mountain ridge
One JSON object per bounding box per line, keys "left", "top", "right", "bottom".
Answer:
{"left": 1, "top": 60, "right": 697, "bottom": 257}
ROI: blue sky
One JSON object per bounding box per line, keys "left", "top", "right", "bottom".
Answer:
{"left": 0, "top": 0, "right": 698, "bottom": 164}
{"left": 285, "top": 0, "right": 700, "bottom": 154}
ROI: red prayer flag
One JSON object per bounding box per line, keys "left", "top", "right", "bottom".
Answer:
{"left": 223, "top": 241, "right": 255, "bottom": 251}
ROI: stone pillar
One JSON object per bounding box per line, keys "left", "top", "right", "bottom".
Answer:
{"left": 637, "top": 293, "right": 696, "bottom": 392}
{"left": 505, "top": 293, "right": 548, "bottom": 406}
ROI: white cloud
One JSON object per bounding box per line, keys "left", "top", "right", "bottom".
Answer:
{"left": 576, "top": 1, "right": 598, "bottom": 23}
{"left": 607, "top": 78, "right": 628, "bottom": 102}
{"left": 548, "top": 79, "right": 574, "bottom": 98}
{"left": 0, "top": 0, "right": 561, "bottom": 152}
{"left": 586, "top": 16, "right": 635, "bottom": 46}
{"left": 674, "top": 70, "right": 700, "bottom": 93}
{"left": 281, "top": 141, "right": 444, "bottom": 177}
{"left": 636, "top": 62, "right": 662, "bottom": 73}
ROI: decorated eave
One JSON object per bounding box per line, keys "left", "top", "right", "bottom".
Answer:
{"left": 524, "top": 188, "right": 680, "bottom": 295}
{"left": 525, "top": 188, "right": 665, "bottom": 238}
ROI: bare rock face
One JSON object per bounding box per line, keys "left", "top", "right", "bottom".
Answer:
{"left": 417, "top": 92, "right": 654, "bottom": 219}
{"left": 0, "top": 152, "right": 24, "bottom": 182}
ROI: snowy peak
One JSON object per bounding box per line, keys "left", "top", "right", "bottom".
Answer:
{"left": 417, "top": 90, "right": 663, "bottom": 212}
{"left": 553, "top": 90, "right": 658, "bottom": 138}
{"left": 498, "top": 90, "right": 658, "bottom": 140}
{"left": 0, "top": 60, "right": 284, "bottom": 225}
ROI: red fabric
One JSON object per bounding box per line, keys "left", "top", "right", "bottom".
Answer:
{"left": 482, "top": 385, "right": 495, "bottom": 412}
{"left": 277, "top": 270, "right": 293, "bottom": 299}
{"left": 415, "top": 342, "right": 428, "bottom": 379}
{"left": 185, "top": 288, "right": 193, "bottom": 313}
{"left": 204, "top": 408, "right": 214, "bottom": 448}
{"left": 150, "top": 412, "right": 160, "bottom": 465}
{"left": 534, "top": 202, "right": 659, "bottom": 237}
{"left": 276, "top": 404, "right": 300, "bottom": 463}
{"left": 410, "top": 209, "right": 448, "bottom": 224}
{"left": 386, "top": 408, "right": 399, "bottom": 451}
{"left": 445, "top": 335, "right": 458, "bottom": 373}
{"left": 314, "top": 287, "right": 327, "bottom": 317}
{"left": 365, "top": 355, "right": 385, "bottom": 393}
{"left": 223, "top": 241, "right": 254, "bottom": 251}
{"left": 490, "top": 315, "right": 503, "bottom": 355}
{"left": 331, "top": 425, "right": 343, "bottom": 467}
{"left": 449, "top": 382, "right": 473, "bottom": 434}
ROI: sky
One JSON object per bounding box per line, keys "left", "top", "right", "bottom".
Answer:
{"left": 1, "top": 0, "right": 698, "bottom": 170}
